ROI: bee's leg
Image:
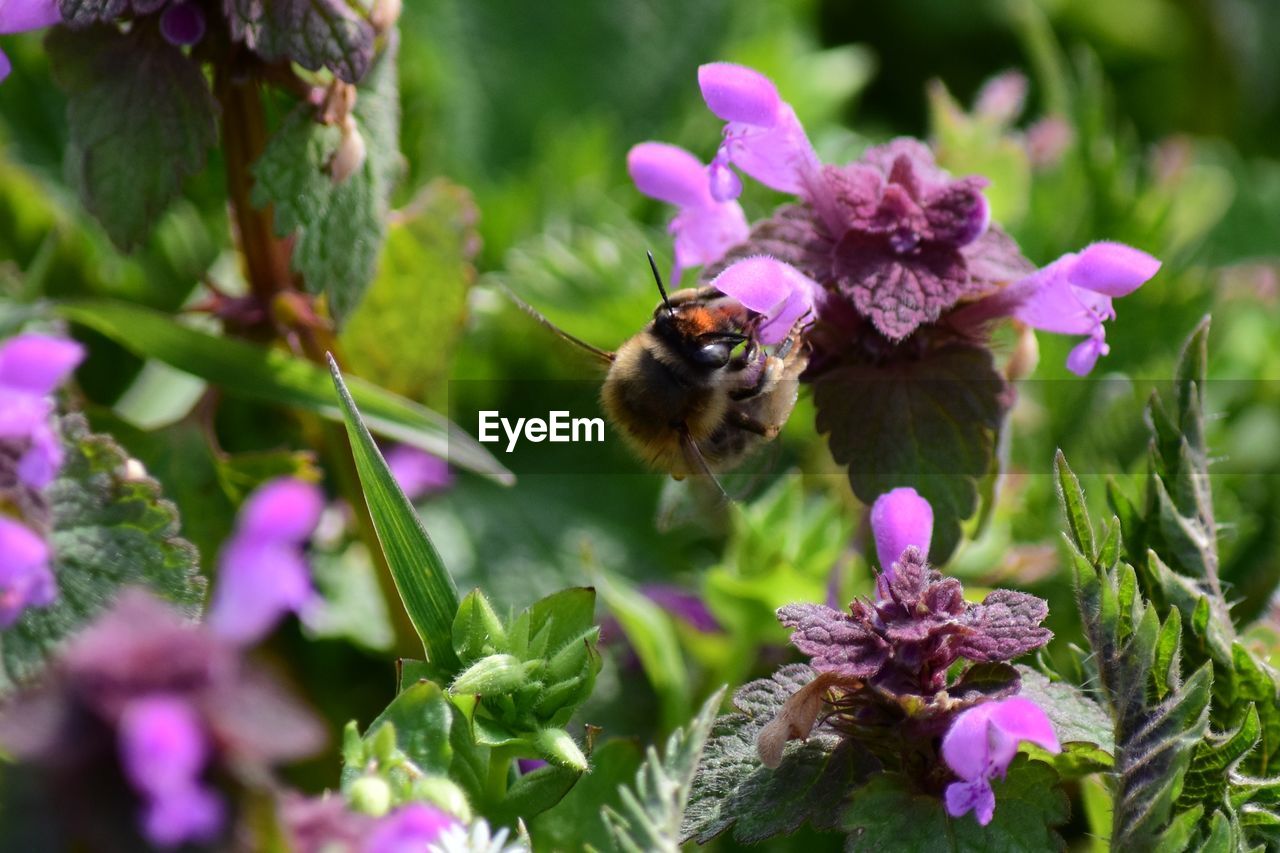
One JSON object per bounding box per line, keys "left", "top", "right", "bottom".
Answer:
{"left": 774, "top": 311, "right": 813, "bottom": 361}
{"left": 727, "top": 408, "right": 780, "bottom": 439}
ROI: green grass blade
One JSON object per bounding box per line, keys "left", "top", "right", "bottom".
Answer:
{"left": 329, "top": 355, "right": 461, "bottom": 671}
{"left": 55, "top": 299, "right": 513, "bottom": 486}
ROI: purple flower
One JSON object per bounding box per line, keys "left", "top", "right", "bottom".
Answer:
{"left": 640, "top": 583, "right": 722, "bottom": 633}
{"left": 628, "top": 141, "right": 749, "bottom": 282}
{"left": 698, "top": 62, "right": 821, "bottom": 199}
{"left": 517, "top": 757, "right": 549, "bottom": 774}
{"left": 0, "top": 332, "right": 84, "bottom": 488}
{"left": 0, "top": 0, "right": 60, "bottom": 82}
{"left": 364, "top": 803, "right": 459, "bottom": 853}
{"left": 1011, "top": 242, "right": 1161, "bottom": 375}
{"left": 822, "top": 139, "right": 991, "bottom": 339}
{"left": 385, "top": 445, "right": 453, "bottom": 502}
{"left": 972, "top": 71, "right": 1028, "bottom": 126}
{"left": 119, "top": 695, "right": 224, "bottom": 848}
{"left": 0, "top": 515, "right": 56, "bottom": 627}
{"left": 869, "top": 487, "right": 933, "bottom": 579}
{"left": 159, "top": 1, "right": 206, "bottom": 47}
{"left": 208, "top": 477, "right": 324, "bottom": 645}
{"left": 942, "top": 696, "right": 1060, "bottom": 825}
{"left": 707, "top": 256, "right": 820, "bottom": 345}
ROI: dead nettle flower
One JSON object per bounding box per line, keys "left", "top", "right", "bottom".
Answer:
{"left": 208, "top": 477, "right": 325, "bottom": 645}
{"left": 629, "top": 62, "right": 1162, "bottom": 374}
{"left": 760, "top": 489, "right": 1051, "bottom": 769}
{"left": 384, "top": 445, "right": 454, "bottom": 502}
{"left": 0, "top": 515, "right": 56, "bottom": 627}
{"left": 0, "top": 0, "right": 60, "bottom": 82}
{"left": 0, "top": 589, "right": 324, "bottom": 849}
{"left": 941, "top": 696, "right": 1060, "bottom": 825}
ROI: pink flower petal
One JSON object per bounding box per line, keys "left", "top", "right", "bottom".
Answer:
{"left": 720, "top": 105, "right": 818, "bottom": 196}
{"left": 627, "top": 142, "right": 713, "bottom": 209}
{"left": 1066, "top": 336, "right": 1108, "bottom": 376}
{"left": 1067, "top": 242, "right": 1161, "bottom": 297}
{"left": 708, "top": 256, "right": 818, "bottom": 345}
{"left": 869, "top": 487, "right": 933, "bottom": 575}
{"left": 0, "top": 0, "right": 62, "bottom": 34}
{"left": 0, "top": 516, "right": 55, "bottom": 628}
{"left": 670, "top": 199, "right": 749, "bottom": 279}
{"left": 238, "top": 478, "right": 324, "bottom": 544}
{"left": 0, "top": 333, "right": 85, "bottom": 395}
{"left": 945, "top": 778, "right": 996, "bottom": 826}
{"left": 698, "top": 62, "right": 782, "bottom": 126}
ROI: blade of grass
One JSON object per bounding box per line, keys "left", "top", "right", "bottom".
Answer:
{"left": 329, "top": 354, "right": 461, "bottom": 672}
{"left": 55, "top": 299, "right": 513, "bottom": 486}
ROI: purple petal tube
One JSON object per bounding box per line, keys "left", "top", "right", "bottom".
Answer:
{"left": 707, "top": 256, "right": 819, "bottom": 345}
{"left": 1012, "top": 242, "right": 1160, "bottom": 375}
{"left": 208, "top": 478, "right": 323, "bottom": 645}
{"left": 942, "top": 696, "right": 1059, "bottom": 826}
{"left": 364, "top": 803, "right": 459, "bottom": 853}
{"left": 0, "top": 333, "right": 85, "bottom": 395}
{"left": 0, "top": 516, "right": 56, "bottom": 628}
{"left": 0, "top": 0, "right": 62, "bottom": 34}
{"left": 628, "top": 142, "right": 749, "bottom": 281}
{"left": 869, "top": 488, "right": 933, "bottom": 576}
{"left": 697, "top": 62, "right": 820, "bottom": 198}
{"left": 119, "top": 695, "right": 224, "bottom": 847}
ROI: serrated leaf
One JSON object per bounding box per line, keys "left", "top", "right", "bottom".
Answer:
{"left": 813, "top": 342, "right": 1005, "bottom": 561}
{"left": 224, "top": 0, "right": 376, "bottom": 83}
{"left": 0, "top": 415, "right": 204, "bottom": 691}
{"left": 841, "top": 758, "right": 1069, "bottom": 851}
{"left": 46, "top": 25, "right": 217, "bottom": 250}
{"left": 683, "top": 665, "right": 879, "bottom": 844}
{"left": 1054, "top": 450, "right": 1095, "bottom": 560}
{"left": 57, "top": 0, "right": 167, "bottom": 24}
{"left": 252, "top": 36, "right": 401, "bottom": 321}
{"left": 56, "top": 299, "right": 513, "bottom": 484}
{"left": 330, "top": 357, "right": 461, "bottom": 671}
{"left": 341, "top": 180, "right": 477, "bottom": 404}
{"left": 604, "top": 687, "right": 725, "bottom": 853}
{"left": 1015, "top": 667, "right": 1114, "bottom": 774}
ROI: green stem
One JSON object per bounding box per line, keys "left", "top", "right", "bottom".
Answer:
{"left": 485, "top": 745, "right": 517, "bottom": 804}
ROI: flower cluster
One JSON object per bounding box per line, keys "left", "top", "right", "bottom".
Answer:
{"left": 0, "top": 331, "right": 84, "bottom": 626}
{"left": 0, "top": 589, "right": 324, "bottom": 848}
{"left": 759, "top": 487, "right": 1058, "bottom": 827}
{"left": 629, "top": 62, "right": 1162, "bottom": 375}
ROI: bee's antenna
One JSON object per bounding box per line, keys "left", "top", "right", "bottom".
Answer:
{"left": 647, "top": 251, "right": 675, "bottom": 317}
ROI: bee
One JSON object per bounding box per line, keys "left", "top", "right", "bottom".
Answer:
{"left": 506, "top": 254, "right": 810, "bottom": 489}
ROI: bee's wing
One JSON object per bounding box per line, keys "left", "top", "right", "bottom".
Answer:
{"left": 677, "top": 425, "right": 731, "bottom": 504}
{"left": 499, "top": 285, "right": 615, "bottom": 365}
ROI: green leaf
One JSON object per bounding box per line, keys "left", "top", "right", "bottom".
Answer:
{"left": 330, "top": 357, "right": 461, "bottom": 671}
{"left": 225, "top": 0, "right": 376, "bottom": 83}
{"left": 530, "top": 739, "right": 643, "bottom": 852}
{"left": 594, "top": 570, "right": 690, "bottom": 732}
{"left": 1054, "top": 450, "right": 1095, "bottom": 560}
{"left": 341, "top": 180, "right": 477, "bottom": 405}
{"left": 841, "top": 758, "right": 1069, "bottom": 851}
{"left": 1015, "top": 666, "right": 1114, "bottom": 775}
{"left": 342, "top": 679, "right": 455, "bottom": 786}
{"left": 813, "top": 342, "right": 1005, "bottom": 561}
{"left": 534, "top": 727, "right": 588, "bottom": 772}
{"left": 603, "top": 687, "right": 725, "bottom": 853}
{"left": 488, "top": 763, "right": 583, "bottom": 829}
{"left": 55, "top": 299, "right": 513, "bottom": 485}
{"left": 252, "top": 37, "right": 401, "bottom": 320}
{"left": 46, "top": 25, "right": 217, "bottom": 250}
{"left": 452, "top": 589, "right": 509, "bottom": 665}
{"left": 684, "top": 666, "right": 878, "bottom": 844}
{"left": 307, "top": 545, "right": 396, "bottom": 653}
{"left": 0, "top": 415, "right": 205, "bottom": 692}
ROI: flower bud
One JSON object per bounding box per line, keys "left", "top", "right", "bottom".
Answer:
{"left": 348, "top": 777, "right": 392, "bottom": 817}
{"left": 330, "top": 118, "right": 367, "bottom": 185}
{"left": 869, "top": 487, "right": 933, "bottom": 576}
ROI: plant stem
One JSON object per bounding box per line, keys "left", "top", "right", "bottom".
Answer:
{"left": 214, "top": 62, "right": 421, "bottom": 657}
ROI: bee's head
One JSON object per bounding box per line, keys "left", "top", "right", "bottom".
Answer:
{"left": 646, "top": 252, "right": 747, "bottom": 369}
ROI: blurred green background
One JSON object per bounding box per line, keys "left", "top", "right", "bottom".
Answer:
{"left": 2, "top": 0, "right": 1279, "bottom": 849}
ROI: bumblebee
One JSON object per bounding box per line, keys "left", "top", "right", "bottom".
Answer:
{"left": 508, "top": 254, "right": 809, "bottom": 487}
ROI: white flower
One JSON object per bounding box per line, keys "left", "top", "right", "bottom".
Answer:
{"left": 427, "top": 819, "right": 529, "bottom": 853}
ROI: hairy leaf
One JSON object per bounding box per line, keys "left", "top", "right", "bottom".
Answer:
{"left": 341, "top": 181, "right": 477, "bottom": 404}
{"left": 46, "top": 25, "right": 217, "bottom": 250}
{"left": 813, "top": 342, "right": 1005, "bottom": 561}
{"left": 1015, "top": 666, "right": 1114, "bottom": 775}
{"left": 0, "top": 416, "right": 204, "bottom": 692}
{"left": 530, "top": 739, "right": 643, "bottom": 852}
{"left": 253, "top": 37, "right": 402, "bottom": 321}
{"left": 604, "top": 687, "right": 725, "bottom": 853}
{"left": 683, "top": 665, "right": 879, "bottom": 844}
{"left": 224, "top": 0, "right": 376, "bottom": 83}
{"left": 841, "top": 758, "right": 1068, "bottom": 851}
{"left": 57, "top": 0, "right": 166, "bottom": 24}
